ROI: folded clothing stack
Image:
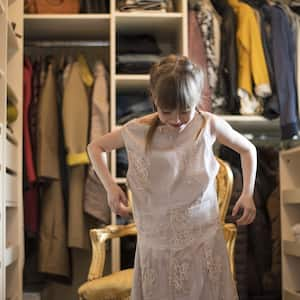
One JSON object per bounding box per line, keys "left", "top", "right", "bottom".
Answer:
{"left": 117, "top": 0, "right": 175, "bottom": 12}
{"left": 117, "top": 90, "right": 153, "bottom": 125}
{"left": 117, "top": 34, "right": 162, "bottom": 74}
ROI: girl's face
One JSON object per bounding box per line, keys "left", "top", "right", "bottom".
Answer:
{"left": 156, "top": 104, "right": 197, "bottom": 130}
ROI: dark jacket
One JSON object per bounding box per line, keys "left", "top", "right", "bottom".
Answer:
{"left": 261, "top": 5, "right": 299, "bottom": 139}
{"left": 211, "top": 0, "right": 240, "bottom": 113}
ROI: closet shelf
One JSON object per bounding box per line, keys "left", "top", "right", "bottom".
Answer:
{"left": 283, "top": 240, "right": 300, "bottom": 258}
{"left": 115, "top": 12, "right": 182, "bottom": 18}
{"left": 6, "top": 171, "right": 18, "bottom": 208}
{"left": 5, "top": 245, "right": 18, "bottom": 267}
{"left": 5, "top": 135, "right": 18, "bottom": 174}
{"left": 116, "top": 178, "right": 127, "bottom": 184}
{"left": 116, "top": 12, "right": 182, "bottom": 34}
{"left": 0, "top": 0, "right": 5, "bottom": 14}
{"left": 6, "top": 131, "right": 18, "bottom": 146}
{"left": 8, "top": 0, "right": 16, "bottom": 5}
{"left": 220, "top": 115, "right": 279, "bottom": 133}
{"left": 281, "top": 146, "right": 300, "bottom": 159}
{"left": 116, "top": 74, "right": 150, "bottom": 89}
{"left": 0, "top": 69, "right": 4, "bottom": 78}
{"left": 24, "top": 14, "right": 110, "bottom": 40}
{"left": 7, "top": 83, "right": 19, "bottom": 105}
{"left": 284, "top": 288, "right": 300, "bottom": 300}
{"left": 6, "top": 201, "right": 17, "bottom": 208}
{"left": 7, "top": 20, "right": 19, "bottom": 58}
{"left": 282, "top": 189, "right": 300, "bottom": 205}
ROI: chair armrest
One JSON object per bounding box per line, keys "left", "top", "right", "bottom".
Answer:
{"left": 79, "top": 269, "right": 133, "bottom": 300}
{"left": 223, "top": 223, "right": 237, "bottom": 278}
{"left": 88, "top": 223, "right": 137, "bottom": 281}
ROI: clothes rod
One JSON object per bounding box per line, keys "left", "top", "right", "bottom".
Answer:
{"left": 24, "top": 40, "right": 110, "bottom": 47}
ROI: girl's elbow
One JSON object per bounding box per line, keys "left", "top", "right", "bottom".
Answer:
{"left": 87, "top": 140, "right": 106, "bottom": 154}
{"left": 245, "top": 143, "right": 257, "bottom": 159}
{"left": 87, "top": 141, "right": 98, "bottom": 156}
{"left": 240, "top": 142, "right": 256, "bottom": 158}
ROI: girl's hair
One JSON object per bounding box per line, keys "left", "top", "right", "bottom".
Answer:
{"left": 146, "top": 54, "right": 204, "bottom": 150}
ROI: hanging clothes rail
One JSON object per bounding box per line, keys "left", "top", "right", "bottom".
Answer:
{"left": 24, "top": 40, "right": 110, "bottom": 48}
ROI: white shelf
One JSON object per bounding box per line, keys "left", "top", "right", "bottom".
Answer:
{"left": 5, "top": 171, "right": 17, "bottom": 207}
{"left": 7, "top": 19, "right": 19, "bottom": 58}
{"left": 5, "top": 245, "right": 18, "bottom": 267}
{"left": 281, "top": 146, "right": 300, "bottom": 159}
{"left": 6, "top": 131, "right": 18, "bottom": 146}
{"left": 5, "top": 135, "right": 18, "bottom": 173}
{"left": 0, "top": 0, "right": 5, "bottom": 14}
{"left": 7, "top": 82, "right": 18, "bottom": 104}
{"left": 5, "top": 201, "right": 17, "bottom": 208}
{"left": 116, "top": 74, "right": 150, "bottom": 89}
{"left": 116, "top": 12, "right": 183, "bottom": 34}
{"left": 115, "top": 178, "right": 127, "bottom": 184}
{"left": 284, "top": 289, "right": 300, "bottom": 300}
{"left": 283, "top": 189, "right": 300, "bottom": 205}
{"left": 284, "top": 240, "right": 300, "bottom": 258}
{"left": 24, "top": 14, "right": 110, "bottom": 40}
{"left": 220, "top": 115, "right": 280, "bottom": 133}
{"left": 115, "top": 11, "right": 183, "bottom": 17}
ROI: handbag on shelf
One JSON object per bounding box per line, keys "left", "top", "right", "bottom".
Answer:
{"left": 24, "top": 0, "right": 80, "bottom": 14}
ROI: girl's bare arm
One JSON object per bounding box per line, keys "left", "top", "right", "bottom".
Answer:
{"left": 212, "top": 115, "right": 257, "bottom": 225}
{"left": 87, "top": 128, "right": 129, "bottom": 216}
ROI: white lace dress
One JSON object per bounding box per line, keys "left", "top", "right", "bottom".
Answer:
{"left": 120, "top": 111, "right": 239, "bottom": 300}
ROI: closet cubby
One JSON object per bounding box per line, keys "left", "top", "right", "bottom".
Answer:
{"left": 280, "top": 146, "right": 300, "bottom": 300}
{"left": 24, "top": 14, "right": 110, "bottom": 41}
{"left": 115, "top": 14, "right": 184, "bottom": 58}
{"left": 109, "top": 0, "right": 188, "bottom": 272}
{"left": 114, "top": 0, "right": 184, "bottom": 13}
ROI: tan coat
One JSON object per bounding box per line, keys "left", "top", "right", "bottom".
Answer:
{"left": 84, "top": 61, "right": 110, "bottom": 224}
{"left": 62, "top": 61, "right": 90, "bottom": 249}
{"left": 36, "top": 64, "right": 60, "bottom": 179}
{"left": 38, "top": 64, "right": 70, "bottom": 278}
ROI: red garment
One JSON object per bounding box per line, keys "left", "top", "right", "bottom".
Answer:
{"left": 24, "top": 57, "right": 39, "bottom": 235}
{"left": 24, "top": 187, "right": 39, "bottom": 235}
{"left": 24, "top": 58, "right": 36, "bottom": 183}
{"left": 188, "top": 10, "right": 212, "bottom": 112}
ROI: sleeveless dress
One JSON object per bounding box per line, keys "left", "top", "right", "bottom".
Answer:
{"left": 120, "top": 111, "right": 239, "bottom": 300}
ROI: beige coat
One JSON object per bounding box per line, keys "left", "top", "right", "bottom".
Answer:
{"left": 38, "top": 63, "right": 70, "bottom": 278}
{"left": 84, "top": 61, "right": 110, "bottom": 224}
{"left": 62, "top": 61, "right": 90, "bottom": 249}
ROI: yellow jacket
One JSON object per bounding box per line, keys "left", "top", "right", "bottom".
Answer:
{"left": 228, "top": 0, "right": 271, "bottom": 97}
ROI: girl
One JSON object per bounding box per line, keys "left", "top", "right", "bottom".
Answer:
{"left": 87, "top": 55, "right": 257, "bottom": 299}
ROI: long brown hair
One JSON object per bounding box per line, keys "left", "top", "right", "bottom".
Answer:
{"left": 146, "top": 55, "right": 204, "bottom": 151}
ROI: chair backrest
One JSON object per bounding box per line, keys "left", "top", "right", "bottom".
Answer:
{"left": 215, "top": 157, "right": 234, "bottom": 223}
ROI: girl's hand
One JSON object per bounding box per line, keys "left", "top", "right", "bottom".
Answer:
{"left": 232, "top": 194, "right": 256, "bottom": 226}
{"left": 107, "top": 183, "right": 130, "bottom": 217}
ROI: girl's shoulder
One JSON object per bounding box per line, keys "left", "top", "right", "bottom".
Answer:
{"left": 136, "top": 112, "right": 158, "bottom": 126}
{"left": 121, "top": 113, "right": 158, "bottom": 133}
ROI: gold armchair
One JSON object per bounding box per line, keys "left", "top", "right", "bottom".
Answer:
{"left": 78, "top": 158, "right": 237, "bottom": 300}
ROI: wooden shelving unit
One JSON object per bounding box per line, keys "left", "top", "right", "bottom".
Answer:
{"left": 280, "top": 146, "right": 300, "bottom": 300}
{"left": 0, "top": 0, "right": 23, "bottom": 299}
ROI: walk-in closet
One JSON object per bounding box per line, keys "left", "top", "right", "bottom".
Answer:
{"left": 1, "top": 0, "right": 300, "bottom": 300}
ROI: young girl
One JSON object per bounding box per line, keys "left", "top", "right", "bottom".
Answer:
{"left": 87, "top": 55, "right": 257, "bottom": 299}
